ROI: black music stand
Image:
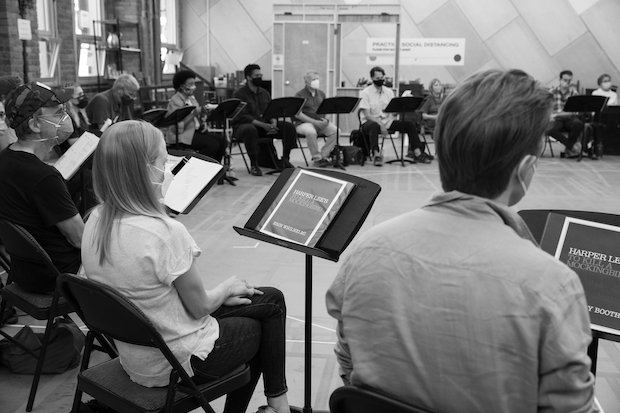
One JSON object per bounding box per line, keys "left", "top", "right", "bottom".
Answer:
{"left": 261, "top": 97, "right": 306, "bottom": 174}
{"left": 316, "top": 97, "right": 360, "bottom": 170}
{"left": 234, "top": 168, "right": 381, "bottom": 413}
{"left": 206, "top": 99, "right": 245, "bottom": 186}
{"left": 383, "top": 97, "right": 424, "bottom": 167}
{"left": 563, "top": 95, "right": 608, "bottom": 161}
{"left": 144, "top": 106, "right": 196, "bottom": 150}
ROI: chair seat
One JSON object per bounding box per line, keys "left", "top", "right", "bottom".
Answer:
{"left": 1, "top": 283, "right": 71, "bottom": 320}
{"left": 79, "top": 358, "right": 249, "bottom": 413}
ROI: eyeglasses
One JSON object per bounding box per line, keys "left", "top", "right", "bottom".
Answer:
{"left": 38, "top": 110, "right": 69, "bottom": 128}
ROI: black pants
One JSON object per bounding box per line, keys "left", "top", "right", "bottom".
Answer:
{"left": 361, "top": 119, "right": 423, "bottom": 156}
{"left": 234, "top": 121, "right": 297, "bottom": 162}
{"left": 178, "top": 131, "right": 226, "bottom": 162}
{"left": 548, "top": 117, "right": 584, "bottom": 150}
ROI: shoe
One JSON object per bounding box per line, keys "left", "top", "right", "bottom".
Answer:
{"left": 250, "top": 165, "right": 263, "bottom": 176}
{"left": 281, "top": 158, "right": 294, "bottom": 169}
{"left": 413, "top": 152, "right": 432, "bottom": 164}
{"left": 313, "top": 158, "right": 333, "bottom": 168}
{"left": 565, "top": 141, "right": 581, "bottom": 159}
{"left": 373, "top": 152, "right": 383, "bottom": 167}
{"left": 406, "top": 150, "right": 414, "bottom": 159}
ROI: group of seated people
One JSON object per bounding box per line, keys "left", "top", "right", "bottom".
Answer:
{"left": 0, "top": 65, "right": 614, "bottom": 413}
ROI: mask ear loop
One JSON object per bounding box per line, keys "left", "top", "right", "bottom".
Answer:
{"left": 517, "top": 155, "right": 537, "bottom": 195}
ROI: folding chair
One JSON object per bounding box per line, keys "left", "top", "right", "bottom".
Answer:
{"left": 330, "top": 385, "right": 440, "bottom": 413}
{"left": 356, "top": 109, "right": 399, "bottom": 163}
{"left": 0, "top": 219, "right": 75, "bottom": 412}
{"left": 57, "top": 274, "right": 251, "bottom": 413}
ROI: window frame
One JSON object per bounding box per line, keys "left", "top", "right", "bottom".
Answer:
{"left": 74, "top": 0, "right": 106, "bottom": 82}
{"left": 36, "top": 0, "right": 61, "bottom": 84}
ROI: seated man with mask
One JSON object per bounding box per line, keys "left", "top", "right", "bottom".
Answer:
{"left": 86, "top": 74, "right": 140, "bottom": 131}
{"left": 0, "top": 82, "right": 83, "bottom": 293}
{"left": 326, "top": 69, "right": 594, "bottom": 412}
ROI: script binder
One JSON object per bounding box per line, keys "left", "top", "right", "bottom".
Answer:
{"left": 54, "top": 132, "right": 99, "bottom": 180}
{"left": 256, "top": 169, "right": 355, "bottom": 247}
{"left": 163, "top": 154, "right": 225, "bottom": 214}
{"left": 541, "top": 213, "right": 620, "bottom": 332}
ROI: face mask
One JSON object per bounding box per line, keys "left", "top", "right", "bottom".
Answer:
{"left": 251, "top": 77, "right": 262, "bottom": 87}
{"left": 373, "top": 79, "right": 384, "bottom": 87}
{"left": 151, "top": 164, "right": 174, "bottom": 198}
{"left": 121, "top": 94, "right": 136, "bottom": 106}
{"left": 601, "top": 81, "right": 612, "bottom": 90}
{"left": 310, "top": 79, "right": 320, "bottom": 90}
{"left": 181, "top": 85, "right": 196, "bottom": 96}
{"left": 517, "top": 155, "right": 537, "bottom": 196}
{"left": 0, "top": 120, "right": 6, "bottom": 134}
{"left": 37, "top": 113, "right": 74, "bottom": 144}
{"left": 76, "top": 96, "right": 89, "bottom": 109}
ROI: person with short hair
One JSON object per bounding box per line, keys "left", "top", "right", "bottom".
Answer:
{"left": 592, "top": 73, "right": 618, "bottom": 106}
{"left": 358, "top": 66, "right": 431, "bottom": 166}
{"left": 419, "top": 78, "right": 444, "bottom": 135}
{"left": 232, "top": 64, "right": 298, "bottom": 176}
{"left": 165, "top": 70, "right": 226, "bottom": 161}
{"left": 0, "top": 75, "right": 22, "bottom": 151}
{"left": 0, "top": 82, "right": 83, "bottom": 292}
{"left": 548, "top": 70, "right": 584, "bottom": 157}
{"left": 326, "top": 69, "right": 594, "bottom": 412}
{"left": 294, "top": 70, "right": 338, "bottom": 167}
{"left": 85, "top": 74, "right": 140, "bottom": 130}
{"left": 81, "top": 120, "right": 291, "bottom": 413}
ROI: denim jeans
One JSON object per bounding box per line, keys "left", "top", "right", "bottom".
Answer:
{"left": 190, "top": 287, "right": 288, "bottom": 413}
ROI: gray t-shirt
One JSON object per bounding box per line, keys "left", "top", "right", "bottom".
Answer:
{"left": 82, "top": 208, "right": 219, "bottom": 387}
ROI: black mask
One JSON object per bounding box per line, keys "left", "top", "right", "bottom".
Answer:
{"left": 373, "top": 79, "right": 384, "bottom": 87}
{"left": 76, "top": 96, "right": 89, "bottom": 109}
{"left": 251, "top": 77, "right": 263, "bottom": 87}
{"left": 121, "top": 95, "right": 135, "bottom": 106}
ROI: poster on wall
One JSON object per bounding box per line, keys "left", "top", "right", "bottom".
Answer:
{"left": 366, "top": 38, "right": 465, "bottom": 66}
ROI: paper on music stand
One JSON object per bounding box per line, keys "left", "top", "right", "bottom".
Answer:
{"left": 541, "top": 213, "right": 620, "bottom": 333}
{"left": 164, "top": 157, "right": 223, "bottom": 213}
{"left": 54, "top": 132, "right": 99, "bottom": 180}
{"left": 257, "top": 169, "right": 355, "bottom": 247}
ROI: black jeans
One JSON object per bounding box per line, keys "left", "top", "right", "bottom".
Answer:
{"left": 190, "top": 287, "right": 288, "bottom": 413}
{"left": 177, "top": 131, "right": 226, "bottom": 162}
{"left": 234, "top": 121, "right": 297, "bottom": 161}
{"left": 548, "top": 117, "right": 584, "bottom": 150}
{"left": 361, "top": 119, "right": 423, "bottom": 156}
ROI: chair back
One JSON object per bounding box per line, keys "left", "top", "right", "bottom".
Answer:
{"left": 329, "top": 386, "right": 440, "bottom": 413}
{"left": 0, "top": 219, "right": 59, "bottom": 289}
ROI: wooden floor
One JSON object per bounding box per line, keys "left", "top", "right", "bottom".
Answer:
{"left": 2, "top": 139, "right": 620, "bottom": 412}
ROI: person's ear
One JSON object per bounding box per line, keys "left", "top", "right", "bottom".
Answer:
{"left": 27, "top": 117, "right": 41, "bottom": 134}
{"left": 517, "top": 154, "right": 537, "bottom": 182}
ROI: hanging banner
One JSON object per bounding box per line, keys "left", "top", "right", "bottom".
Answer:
{"left": 366, "top": 38, "right": 465, "bottom": 66}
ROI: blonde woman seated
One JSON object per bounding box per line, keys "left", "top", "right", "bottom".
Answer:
{"left": 419, "top": 78, "right": 445, "bottom": 135}
{"left": 81, "top": 121, "right": 291, "bottom": 413}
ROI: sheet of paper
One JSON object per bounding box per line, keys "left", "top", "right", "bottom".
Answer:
{"left": 54, "top": 132, "right": 99, "bottom": 180}
{"left": 164, "top": 157, "right": 223, "bottom": 213}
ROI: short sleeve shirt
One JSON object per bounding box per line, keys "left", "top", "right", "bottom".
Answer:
{"left": 358, "top": 85, "right": 395, "bottom": 128}
{"left": 85, "top": 89, "right": 119, "bottom": 129}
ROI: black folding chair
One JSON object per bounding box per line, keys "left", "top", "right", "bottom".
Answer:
{"left": 330, "top": 385, "right": 441, "bottom": 413}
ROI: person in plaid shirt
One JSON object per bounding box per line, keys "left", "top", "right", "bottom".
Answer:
{"left": 548, "top": 70, "right": 583, "bottom": 157}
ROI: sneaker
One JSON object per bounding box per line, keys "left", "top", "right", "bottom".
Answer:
{"left": 313, "top": 158, "right": 333, "bottom": 168}
{"left": 250, "top": 165, "right": 263, "bottom": 176}
{"left": 565, "top": 141, "right": 582, "bottom": 159}
{"left": 373, "top": 152, "right": 383, "bottom": 167}
{"left": 413, "top": 152, "right": 432, "bottom": 164}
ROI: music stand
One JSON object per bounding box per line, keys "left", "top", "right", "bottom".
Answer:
{"left": 383, "top": 97, "right": 424, "bottom": 167}
{"left": 147, "top": 106, "right": 197, "bottom": 150}
{"left": 316, "top": 97, "right": 361, "bottom": 170}
{"left": 206, "top": 99, "right": 245, "bottom": 185}
{"left": 563, "top": 95, "right": 608, "bottom": 161}
{"left": 261, "top": 97, "right": 306, "bottom": 174}
{"left": 234, "top": 168, "right": 381, "bottom": 413}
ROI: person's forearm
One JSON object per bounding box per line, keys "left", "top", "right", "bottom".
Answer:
{"left": 297, "top": 112, "right": 321, "bottom": 126}
{"left": 203, "top": 282, "right": 234, "bottom": 315}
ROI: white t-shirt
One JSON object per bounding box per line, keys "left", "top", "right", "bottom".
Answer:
{"left": 81, "top": 208, "right": 219, "bottom": 387}
{"left": 592, "top": 88, "right": 618, "bottom": 106}
{"left": 358, "top": 85, "right": 395, "bottom": 128}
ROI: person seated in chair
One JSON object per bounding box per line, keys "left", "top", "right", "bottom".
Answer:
{"left": 165, "top": 70, "right": 226, "bottom": 162}
{"left": 359, "top": 66, "right": 430, "bottom": 166}
{"left": 0, "top": 82, "right": 83, "bottom": 292}
{"left": 0, "top": 75, "right": 22, "bottom": 152}
{"left": 592, "top": 73, "right": 618, "bottom": 106}
{"left": 293, "top": 70, "right": 338, "bottom": 167}
{"left": 232, "top": 64, "right": 297, "bottom": 176}
{"left": 419, "top": 78, "right": 444, "bottom": 137}
{"left": 548, "top": 70, "right": 584, "bottom": 158}
{"left": 81, "top": 120, "right": 292, "bottom": 413}
{"left": 326, "top": 69, "right": 594, "bottom": 412}
{"left": 85, "top": 74, "right": 140, "bottom": 131}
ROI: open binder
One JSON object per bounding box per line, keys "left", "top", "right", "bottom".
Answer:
{"left": 164, "top": 151, "right": 225, "bottom": 214}
{"left": 54, "top": 131, "right": 99, "bottom": 180}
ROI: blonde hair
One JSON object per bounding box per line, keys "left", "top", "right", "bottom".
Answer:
{"left": 428, "top": 78, "right": 443, "bottom": 98}
{"left": 90, "top": 120, "right": 167, "bottom": 264}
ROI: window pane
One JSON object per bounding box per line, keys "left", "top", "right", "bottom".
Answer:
{"left": 74, "top": 0, "right": 102, "bottom": 36}
{"left": 78, "top": 42, "right": 104, "bottom": 77}
{"left": 160, "top": 0, "right": 176, "bottom": 45}
{"left": 38, "top": 40, "right": 51, "bottom": 78}
{"left": 36, "top": 0, "right": 52, "bottom": 33}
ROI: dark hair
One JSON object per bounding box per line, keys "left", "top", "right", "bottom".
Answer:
{"left": 435, "top": 69, "right": 553, "bottom": 199}
{"left": 244, "top": 64, "right": 261, "bottom": 78}
{"left": 13, "top": 108, "right": 42, "bottom": 139}
{"left": 172, "top": 70, "right": 196, "bottom": 91}
{"left": 369, "top": 66, "right": 385, "bottom": 78}
{"left": 597, "top": 73, "right": 611, "bottom": 86}
{"left": 559, "top": 70, "right": 573, "bottom": 80}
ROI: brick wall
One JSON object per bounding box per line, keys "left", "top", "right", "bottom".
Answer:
{"left": 57, "top": 0, "right": 76, "bottom": 84}
{"left": 0, "top": 0, "right": 40, "bottom": 82}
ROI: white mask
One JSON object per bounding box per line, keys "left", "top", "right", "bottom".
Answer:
{"left": 0, "top": 120, "right": 6, "bottom": 135}
{"left": 310, "top": 79, "right": 320, "bottom": 90}
{"left": 151, "top": 164, "right": 174, "bottom": 198}
{"left": 601, "top": 81, "right": 612, "bottom": 91}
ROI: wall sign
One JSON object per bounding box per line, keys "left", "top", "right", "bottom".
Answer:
{"left": 367, "top": 38, "right": 465, "bottom": 66}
